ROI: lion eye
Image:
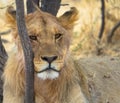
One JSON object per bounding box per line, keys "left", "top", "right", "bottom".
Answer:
{"left": 29, "top": 35, "right": 37, "bottom": 41}
{"left": 55, "top": 33, "right": 63, "bottom": 40}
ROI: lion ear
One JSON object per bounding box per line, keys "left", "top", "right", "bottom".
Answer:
{"left": 58, "top": 7, "right": 79, "bottom": 29}
{"left": 5, "top": 6, "right": 16, "bottom": 27}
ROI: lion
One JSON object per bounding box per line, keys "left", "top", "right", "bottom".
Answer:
{"left": 3, "top": 6, "right": 120, "bottom": 103}
{"left": 2, "top": 7, "right": 89, "bottom": 103}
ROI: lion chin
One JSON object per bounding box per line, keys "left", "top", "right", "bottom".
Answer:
{"left": 37, "top": 70, "right": 59, "bottom": 80}
{"left": 35, "top": 63, "right": 60, "bottom": 80}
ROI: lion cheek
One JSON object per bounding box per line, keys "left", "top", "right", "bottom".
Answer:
{"left": 34, "top": 62, "right": 49, "bottom": 72}
{"left": 51, "top": 62, "right": 62, "bottom": 71}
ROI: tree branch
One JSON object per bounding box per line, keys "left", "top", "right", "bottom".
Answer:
{"left": 107, "top": 21, "right": 120, "bottom": 43}
{"left": 15, "top": 0, "right": 35, "bottom": 103}
{"left": 98, "top": 0, "right": 105, "bottom": 40}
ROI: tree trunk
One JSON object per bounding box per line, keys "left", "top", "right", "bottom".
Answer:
{"left": 27, "top": 0, "right": 61, "bottom": 16}
{"left": 40, "top": 0, "right": 61, "bottom": 16}
{"left": 27, "top": 0, "right": 39, "bottom": 14}
{"left": 15, "top": 0, "right": 35, "bottom": 103}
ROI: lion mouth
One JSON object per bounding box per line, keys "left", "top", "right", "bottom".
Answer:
{"left": 35, "top": 67, "right": 60, "bottom": 73}
{"left": 35, "top": 63, "right": 60, "bottom": 73}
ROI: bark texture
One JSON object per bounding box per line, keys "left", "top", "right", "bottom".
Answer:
{"left": 15, "top": 0, "right": 35, "bottom": 103}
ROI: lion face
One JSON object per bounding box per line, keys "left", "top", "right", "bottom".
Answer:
{"left": 6, "top": 7, "right": 78, "bottom": 80}
{"left": 29, "top": 15, "right": 70, "bottom": 80}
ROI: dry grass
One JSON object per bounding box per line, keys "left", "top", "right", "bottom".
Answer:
{"left": 0, "top": 0, "right": 120, "bottom": 57}
{"left": 60, "top": 0, "right": 120, "bottom": 57}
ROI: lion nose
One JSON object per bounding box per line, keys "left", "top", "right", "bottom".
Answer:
{"left": 41, "top": 56, "right": 58, "bottom": 63}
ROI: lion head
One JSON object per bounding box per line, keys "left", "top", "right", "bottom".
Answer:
{"left": 6, "top": 6, "right": 78, "bottom": 80}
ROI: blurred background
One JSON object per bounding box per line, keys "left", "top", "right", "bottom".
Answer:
{"left": 0, "top": 0, "right": 120, "bottom": 58}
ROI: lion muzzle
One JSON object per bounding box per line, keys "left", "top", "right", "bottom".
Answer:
{"left": 34, "top": 55, "right": 61, "bottom": 80}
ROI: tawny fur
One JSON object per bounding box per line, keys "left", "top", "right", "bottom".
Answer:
{"left": 3, "top": 52, "right": 88, "bottom": 103}
{"left": 3, "top": 7, "right": 89, "bottom": 103}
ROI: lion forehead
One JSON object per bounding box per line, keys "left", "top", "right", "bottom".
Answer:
{"left": 26, "top": 13, "right": 66, "bottom": 37}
